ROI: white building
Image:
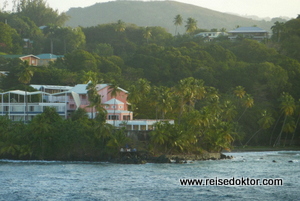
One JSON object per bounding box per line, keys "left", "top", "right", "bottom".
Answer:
{"left": 228, "top": 27, "right": 269, "bottom": 41}
{"left": 195, "top": 32, "right": 228, "bottom": 41}
{"left": 0, "top": 90, "right": 68, "bottom": 122}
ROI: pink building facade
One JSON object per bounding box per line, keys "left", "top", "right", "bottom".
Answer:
{"left": 64, "top": 83, "right": 132, "bottom": 120}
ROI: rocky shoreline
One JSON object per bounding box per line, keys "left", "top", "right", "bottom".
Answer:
{"left": 109, "top": 152, "right": 233, "bottom": 164}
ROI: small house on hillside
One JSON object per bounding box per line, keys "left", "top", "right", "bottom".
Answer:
{"left": 195, "top": 32, "right": 228, "bottom": 41}
{"left": 0, "top": 54, "right": 39, "bottom": 66}
{"left": 36, "top": 54, "right": 64, "bottom": 66}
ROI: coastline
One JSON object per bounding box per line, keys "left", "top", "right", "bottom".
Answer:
{"left": 226, "top": 146, "right": 300, "bottom": 153}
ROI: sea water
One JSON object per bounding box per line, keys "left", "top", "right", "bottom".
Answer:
{"left": 0, "top": 151, "right": 299, "bottom": 201}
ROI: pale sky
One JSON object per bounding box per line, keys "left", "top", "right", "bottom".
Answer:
{"left": 2, "top": 0, "right": 300, "bottom": 19}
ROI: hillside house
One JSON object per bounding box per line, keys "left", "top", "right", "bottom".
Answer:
{"left": 36, "top": 54, "right": 64, "bottom": 66}
{"left": 0, "top": 54, "right": 39, "bottom": 66}
{"left": 195, "top": 32, "right": 228, "bottom": 41}
{"left": 228, "top": 27, "right": 269, "bottom": 41}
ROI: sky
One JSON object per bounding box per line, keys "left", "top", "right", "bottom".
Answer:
{"left": 2, "top": 0, "right": 300, "bottom": 19}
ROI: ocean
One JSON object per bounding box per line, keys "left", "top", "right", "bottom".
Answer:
{"left": 0, "top": 151, "right": 299, "bottom": 201}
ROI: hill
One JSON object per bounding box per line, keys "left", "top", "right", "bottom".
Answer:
{"left": 65, "top": 1, "right": 277, "bottom": 34}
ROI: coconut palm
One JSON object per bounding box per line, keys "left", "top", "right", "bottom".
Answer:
{"left": 86, "top": 81, "right": 98, "bottom": 119}
{"left": 185, "top": 17, "right": 197, "bottom": 34}
{"left": 234, "top": 86, "right": 246, "bottom": 99}
{"left": 282, "top": 117, "right": 295, "bottom": 146}
{"left": 81, "top": 71, "right": 99, "bottom": 84}
{"left": 244, "top": 110, "right": 275, "bottom": 146}
{"left": 290, "top": 99, "right": 300, "bottom": 145}
{"left": 114, "top": 20, "right": 126, "bottom": 33}
{"left": 271, "top": 21, "right": 285, "bottom": 42}
{"left": 173, "top": 14, "right": 183, "bottom": 35}
{"left": 173, "top": 77, "right": 206, "bottom": 124}
{"left": 108, "top": 81, "right": 122, "bottom": 126}
{"left": 143, "top": 27, "right": 152, "bottom": 43}
{"left": 274, "top": 92, "right": 295, "bottom": 146}
{"left": 156, "top": 86, "right": 174, "bottom": 119}
{"left": 237, "top": 94, "right": 254, "bottom": 121}
{"left": 18, "top": 61, "right": 34, "bottom": 122}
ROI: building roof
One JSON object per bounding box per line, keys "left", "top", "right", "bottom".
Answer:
{"left": 94, "top": 83, "right": 128, "bottom": 94}
{"left": 0, "top": 54, "right": 40, "bottom": 59}
{"left": 36, "top": 54, "right": 64, "bottom": 59}
{"left": 0, "top": 90, "right": 50, "bottom": 96}
{"left": 69, "top": 84, "right": 89, "bottom": 94}
{"left": 30, "top": 84, "right": 73, "bottom": 91}
{"left": 69, "top": 83, "right": 129, "bottom": 94}
{"left": 228, "top": 27, "right": 268, "bottom": 33}
{"left": 106, "top": 110, "right": 131, "bottom": 114}
{"left": 104, "top": 98, "right": 124, "bottom": 105}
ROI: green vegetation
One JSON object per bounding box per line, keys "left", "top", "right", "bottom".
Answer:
{"left": 0, "top": 1, "right": 300, "bottom": 160}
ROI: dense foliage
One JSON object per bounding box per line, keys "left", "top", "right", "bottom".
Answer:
{"left": 0, "top": 1, "right": 300, "bottom": 159}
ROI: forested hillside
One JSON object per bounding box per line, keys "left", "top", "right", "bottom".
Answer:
{"left": 0, "top": 0, "right": 300, "bottom": 160}
{"left": 65, "top": 1, "right": 282, "bottom": 34}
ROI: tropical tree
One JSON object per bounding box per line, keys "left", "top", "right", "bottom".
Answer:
{"left": 271, "top": 21, "right": 285, "bottom": 42}
{"left": 237, "top": 94, "right": 254, "bottom": 121}
{"left": 173, "top": 77, "right": 206, "bottom": 123}
{"left": 114, "top": 20, "right": 126, "bottom": 33}
{"left": 143, "top": 27, "right": 152, "bottom": 43}
{"left": 185, "top": 17, "right": 197, "bottom": 34}
{"left": 127, "top": 78, "right": 151, "bottom": 117}
{"left": 290, "top": 99, "right": 300, "bottom": 145}
{"left": 86, "top": 80, "right": 107, "bottom": 120}
{"left": 173, "top": 14, "right": 183, "bottom": 35}
{"left": 244, "top": 110, "right": 275, "bottom": 146}
{"left": 108, "top": 81, "right": 122, "bottom": 125}
{"left": 274, "top": 92, "right": 296, "bottom": 146}
{"left": 81, "top": 71, "right": 99, "bottom": 84}
{"left": 18, "top": 61, "right": 34, "bottom": 122}
{"left": 155, "top": 86, "right": 174, "bottom": 119}
{"left": 107, "top": 128, "right": 130, "bottom": 156}
{"left": 17, "top": 0, "right": 69, "bottom": 27}
{"left": 234, "top": 86, "right": 246, "bottom": 99}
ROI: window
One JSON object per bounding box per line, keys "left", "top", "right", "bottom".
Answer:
{"left": 109, "top": 115, "right": 119, "bottom": 120}
{"left": 119, "top": 106, "right": 123, "bottom": 109}
{"left": 4, "top": 106, "right": 9, "bottom": 112}
{"left": 105, "top": 106, "right": 109, "bottom": 109}
{"left": 123, "top": 115, "right": 130, "bottom": 120}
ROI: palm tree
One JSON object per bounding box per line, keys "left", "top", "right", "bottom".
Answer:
{"left": 156, "top": 86, "right": 174, "bottom": 119}
{"left": 18, "top": 61, "right": 34, "bottom": 122}
{"left": 108, "top": 81, "right": 122, "bottom": 126}
{"left": 86, "top": 80, "right": 106, "bottom": 119}
{"left": 237, "top": 94, "right": 254, "bottom": 121}
{"left": 271, "top": 21, "right": 285, "bottom": 42}
{"left": 81, "top": 71, "right": 99, "bottom": 84}
{"left": 174, "top": 77, "right": 206, "bottom": 122}
{"left": 244, "top": 110, "right": 275, "bottom": 146}
{"left": 173, "top": 14, "right": 183, "bottom": 35}
{"left": 114, "top": 20, "right": 126, "bottom": 33}
{"left": 185, "top": 17, "right": 197, "bottom": 34}
{"left": 234, "top": 86, "right": 246, "bottom": 98}
{"left": 290, "top": 99, "right": 300, "bottom": 145}
{"left": 274, "top": 92, "right": 295, "bottom": 146}
{"left": 220, "top": 27, "right": 227, "bottom": 32}
{"left": 143, "top": 27, "right": 152, "bottom": 43}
